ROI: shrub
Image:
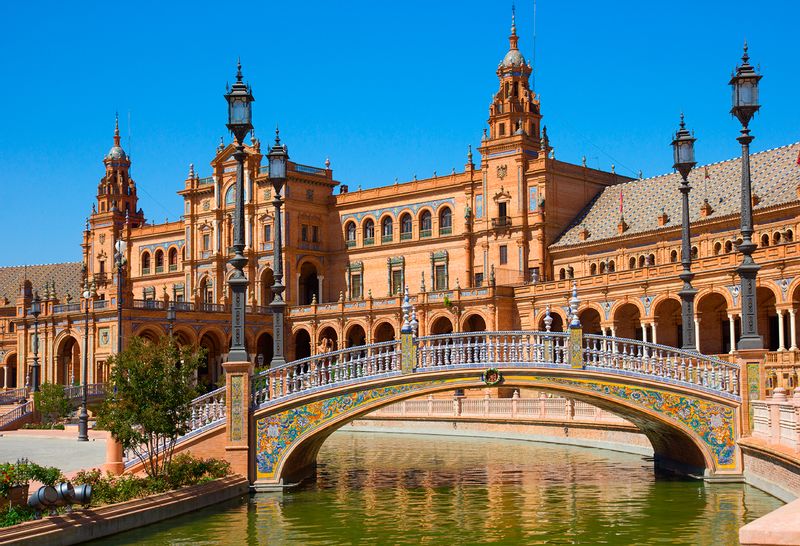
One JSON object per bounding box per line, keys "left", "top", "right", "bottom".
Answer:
{"left": 33, "top": 383, "right": 72, "bottom": 425}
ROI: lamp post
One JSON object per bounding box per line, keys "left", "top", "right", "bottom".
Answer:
{"left": 730, "top": 43, "right": 763, "bottom": 351}
{"left": 224, "top": 60, "right": 254, "bottom": 364}
{"left": 672, "top": 114, "right": 698, "bottom": 351}
{"left": 78, "top": 275, "right": 94, "bottom": 442}
{"left": 29, "top": 292, "right": 41, "bottom": 393}
{"left": 114, "top": 240, "right": 127, "bottom": 355}
{"left": 268, "top": 129, "right": 289, "bottom": 368}
{"left": 166, "top": 300, "right": 176, "bottom": 339}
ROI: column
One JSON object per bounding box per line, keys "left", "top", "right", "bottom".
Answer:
{"left": 641, "top": 323, "right": 648, "bottom": 343}
{"left": 223, "top": 359, "right": 254, "bottom": 479}
{"left": 3, "top": 367, "right": 7, "bottom": 389}
{"left": 317, "top": 275, "right": 324, "bottom": 303}
{"left": 650, "top": 323, "right": 657, "bottom": 345}
{"left": 694, "top": 317, "right": 701, "bottom": 352}
{"left": 728, "top": 314, "right": 736, "bottom": 354}
{"left": 777, "top": 309, "right": 786, "bottom": 351}
{"left": 789, "top": 309, "right": 798, "bottom": 351}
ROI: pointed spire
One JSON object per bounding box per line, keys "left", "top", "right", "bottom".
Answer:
{"left": 742, "top": 40, "right": 749, "bottom": 64}
{"left": 113, "top": 112, "right": 121, "bottom": 147}
{"left": 217, "top": 136, "right": 224, "bottom": 154}
{"left": 509, "top": 2, "right": 519, "bottom": 50}
{"left": 467, "top": 144, "right": 473, "bottom": 164}
{"left": 274, "top": 124, "right": 281, "bottom": 145}
{"left": 188, "top": 163, "right": 195, "bottom": 179}
{"left": 236, "top": 57, "right": 243, "bottom": 82}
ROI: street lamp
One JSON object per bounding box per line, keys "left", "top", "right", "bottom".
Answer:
{"left": 29, "top": 292, "right": 41, "bottom": 393}
{"left": 730, "top": 42, "right": 763, "bottom": 351}
{"left": 224, "top": 60, "right": 254, "bottom": 364}
{"left": 672, "top": 113, "right": 698, "bottom": 351}
{"left": 114, "top": 239, "right": 127, "bottom": 355}
{"left": 166, "top": 299, "right": 176, "bottom": 339}
{"left": 268, "top": 128, "right": 289, "bottom": 368}
{"left": 78, "top": 274, "right": 94, "bottom": 442}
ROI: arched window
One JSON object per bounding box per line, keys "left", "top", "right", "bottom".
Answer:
{"left": 559, "top": 268, "right": 566, "bottom": 280}
{"left": 608, "top": 261, "right": 615, "bottom": 273}
{"left": 787, "top": 230, "right": 794, "bottom": 242}
{"left": 599, "top": 261, "right": 607, "bottom": 274}
{"left": 691, "top": 246, "right": 699, "bottom": 260}
{"left": 760, "top": 234, "right": 770, "bottom": 247}
{"left": 419, "top": 210, "right": 432, "bottom": 237}
{"left": 345, "top": 221, "right": 356, "bottom": 246}
{"left": 439, "top": 207, "right": 452, "bottom": 235}
{"left": 363, "top": 219, "right": 375, "bottom": 244}
{"left": 714, "top": 242, "right": 722, "bottom": 255}
{"left": 648, "top": 254, "right": 656, "bottom": 266}
{"left": 381, "top": 217, "right": 393, "bottom": 242}
{"left": 637, "top": 255, "right": 645, "bottom": 268}
{"left": 629, "top": 257, "right": 637, "bottom": 269}
{"left": 400, "top": 213, "right": 412, "bottom": 240}
{"left": 670, "top": 250, "right": 678, "bottom": 263}
{"left": 589, "top": 263, "right": 597, "bottom": 275}
{"left": 725, "top": 241, "right": 734, "bottom": 253}
{"left": 168, "top": 248, "right": 178, "bottom": 271}
{"left": 773, "top": 232, "right": 782, "bottom": 245}
{"left": 141, "top": 252, "right": 151, "bottom": 274}
{"left": 155, "top": 249, "right": 164, "bottom": 273}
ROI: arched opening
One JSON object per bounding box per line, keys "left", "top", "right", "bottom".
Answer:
{"left": 578, "top": 308, "right": 602, "bottom": 335}
{"left": 317, "top": 326, "right": 338, "bottom": 354}
{"left": 345, "top": 324, "right": 367, "bottom": 348}
{"left": 614, "top": 304, "right": 642, "bottom": 341}
{"left": 696, "top": 293, "right": 730, "bottom": 355}
{"left": 539, "top": 311, "right": 564, "bottom": 332}
{"left": 5, "top": 354, "right": 17, "bottom": 388}
{"left": 198, "top": 332, "right": 224, "bottom": 389}
{"left": 363, "top": 219, "right": 375, "bottom": 244}
{"left": 654, "top": 298, "right": 682, "bottom": 349}
{"left": 400, "top": 213, "right": 412, "bottom": 239}
{"left": 714, "top": 242, "right": 722, "bottom": 256}
{"left": 757, "top": 287, "right": 779, "bottom": 351}
{"left": 381, "top": 216, "right": 393, "bottom": 242}
{"left": 589, "top": 263, "right": 597, "bottom": 275}
{"left": 607, "top": 261, "right": 615, "bottom": 273}
{"left": 298, "top": 262, "right": 319, "bottom": 305}
{"left": 141, "top": 252, "right": 151, "bottom": 274}
{"left": 373, "top": 322, "right": 396, "bottom": 343}
{"left": 255, "top": 332, "right": 274, "bottom": 368}
{"left": 199, "top": 277, "right": 213, "bottom": 304}
{"left": 155, "top": 249, "right": 164, "bottom": 273}
{"left": 725, "top": 241, "right": 734, "bottom": 253}
{"left": 637, "top": 256, "right": 645, "bottom": 268}
{"left": 294, "top": 329, "right": 312, "bottom": 360}
{"left": 419, "top": 210, "right": 432, "bottom": 237}
{"left": 430, "top": 316, "right": 454, "bottom": 335}
{"left": 558, "top": 268, "right": 566, "bottom": 280}
{"left": 56, "top": 336, "right": 80, "bottom": 386}
{"left": 629, "top": 257, "right": 637, "bottom": 269}
{"left": 260, "top": 268, "right": 275, "bottom": 306}
{"left": 670, "top": 250, "right": 678, "bottom": 263}
{"left": 463, "top": 314, "right": 487, "bottom": 332}
{"left": 760, "top": 233, "right": 770, "bottom": 248}
{"left": 439, "top": 207, "right": 452, "bottom": 235}
{"left": 345, "top": 221, "right": 356, "bottom": 245}
{"left": 168, "top": 247, "right": 178, "bottom": 271}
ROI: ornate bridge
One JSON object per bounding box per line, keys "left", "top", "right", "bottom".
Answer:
{"left": 139, "top": 320, "right": 748, "bottom": 490}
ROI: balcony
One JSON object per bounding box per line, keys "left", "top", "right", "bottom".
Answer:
{"left": 93, "top": 299, "right": 109, "bottom": 310}
{"left": 381, "top": 235, "right": 393, "bottom": 244}
{"left": 363, "top": 237, "right": 374, "bottom": 246}
{"left": 420, "top": 229, "right": 432, "bottom": 238}
{"left": 491, "top": 216, "right": 512, "bottom": 228}
{"left": 53, "top": 303, "right": 81, "bottom": 314}
{"left": 197, "top": 176, "right": 214, "bottom": 185}
{"left": 133, "top": 299, "right": 165, "bottom": 310}
{"left": 400, "top": 232, "right": 412, "bottom": 241}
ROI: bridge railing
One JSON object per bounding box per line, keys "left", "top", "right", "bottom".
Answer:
{"left": 416, "top": 331, "right": 570, "bottom": 369}
{"left": 252, "top": 340, "right": 402, "bottom": 406}
{"left": 63, "top": 383, "right": 106, "bottom": 400}
{"left": 0, "top": 388, "right": 29, "bottom": 405}
{"left": 0, "top": 400, "right": 33, "bottom": 430}
{"left": 582, "top": 334, "right": 740, "bottom": 396}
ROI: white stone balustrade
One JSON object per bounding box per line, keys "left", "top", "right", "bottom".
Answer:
{"left": 370, "top": 394, "right": 630, "bottom": 425}
{"left": 750, "top": 388, "right": 800, "bottom": 451}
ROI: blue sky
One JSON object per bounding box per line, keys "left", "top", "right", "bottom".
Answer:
{"left": 1, "top": 0, "right": 798, "bottom": 266}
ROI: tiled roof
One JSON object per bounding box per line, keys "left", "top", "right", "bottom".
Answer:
{"left": 0, "top": 262, "right": 84, "bottom": 306}
{"left": 551, "top": 142, "right": 800, "bottom": 248}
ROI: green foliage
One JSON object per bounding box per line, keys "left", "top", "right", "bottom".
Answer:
{"left": 0, "top": 460, "right": 64, "bottom": 496}
{"left": 21, "top": 423, "right": 65, "bottom": 430}
{"left": 33, "top": 383, "right": 72, "bottom": 425}
{"left": 71, "top": 454, "right": 230, "bottom": 506}
{"left": 0, "top": 506, "right": 35, "bottom": 527}
{"left": 96, "top": 336, "right": 205, "bottom": 479}
{"left": 443, "top": 295, "right": 452, "bottom": 308}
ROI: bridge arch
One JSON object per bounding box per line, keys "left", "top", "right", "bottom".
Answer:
{"left": 254, "top": 370, "right": 731, "bottom": 487}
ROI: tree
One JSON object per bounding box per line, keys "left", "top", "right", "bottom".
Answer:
{"left": 33, "top": 383, "right": 71, "bottom": 426}
{"left": 96, "top": 336, "right": 205, "bottom": 479}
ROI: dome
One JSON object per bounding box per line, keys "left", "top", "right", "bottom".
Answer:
{"left": 501, "top": 48, "right": 526, "bottom": 68}
{"left": 106, "top": 146, "right": 127, "bottom": 160}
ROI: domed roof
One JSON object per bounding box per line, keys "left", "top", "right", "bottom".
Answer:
{"left": 106, "top": 146, "right": 127, "bottom": 160}
{"left": 501, "top": 49, "right": 526, "bottom": 68}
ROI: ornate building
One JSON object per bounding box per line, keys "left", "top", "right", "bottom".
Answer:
{"left": 2, "top": 16, "right": 800, "bottom": 395}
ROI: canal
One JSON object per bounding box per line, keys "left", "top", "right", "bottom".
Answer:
{"left": 97, "top": 431, "right": 782, "bottom": 545}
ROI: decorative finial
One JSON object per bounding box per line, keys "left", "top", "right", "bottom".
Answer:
{"left": 311, "top": 293, "right": 317, "bottom": 304}
{"left": 85, "top": 218, "right": 90, "bottom": 232}
{"left": 638, "top": 169, "right": 643, "bottom": 179}
{"left": 742, "top": 40, "right": 749, "bottom": 63}
{"left": 218, "top": 136, "right": 224, "bottom": 153}
{"left": 325, "top": 157, "right": 331, "bottom": 169}
{"left": 188, "top": 163, "right": 195, "bottom": 178}
{"left": 274, "top": 124, "right": 281, "bottom": 145}
{"left": 490, "top": 264, "right": 496, "bottom": 285}
{"left": 236, "top": 58, "right": 243, "bottom": 82}
{"left": 113, "top": 112, "right": 121, "bottom": 147}
{"left": 611, "top": 164, "right": 616, "bottom": 174}
{"left": 679, "top": 111, "right": 686, "bottom": 130}
{"left": 569, "top": 281, "right": 581, "bottom": 329}
{"left": 401, "top": 286, "right": 413, "bottom": 334}
{"left": 413, "top": 173, "right": 417, "bottom": 181}
{"left": 420, "top": 271, "right": 426, "bottom": 292}
{"left": 582, "top": 155, "right": 587, "bottom": 167}
{"left": 544, "top": 305, "right": 553, "bottom": 332}
{"left": 468, "top": 144, "right": 473, "bottom": 164}
{"left": 251, "top": 129, "right": 257, "bottom": 146}
{"left": 511, "top": 2, "right": 517, "bottom": 35}
{"left": 410, "top": 309, "right": 419, "bottom": 336}
{"left": 482, "top": 128, "right": 488, "bottom": 141}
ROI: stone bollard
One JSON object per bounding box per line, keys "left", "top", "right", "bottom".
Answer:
{"left": 102, "top": 436, "right": 125, "bottom": 476}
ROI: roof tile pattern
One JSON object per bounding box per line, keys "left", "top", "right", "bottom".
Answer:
{"left": 552, "top": 142, "right": 800, "bottom": 248}
{"left": 0, "top": 263, "right": 83, "bottom": 306}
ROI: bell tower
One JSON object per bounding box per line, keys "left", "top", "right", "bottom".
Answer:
{"left": 96, "top": 115, "right": 142, "bottom": 224}
{"left": 486, "top": 9, "right": 541, "bottom": 145}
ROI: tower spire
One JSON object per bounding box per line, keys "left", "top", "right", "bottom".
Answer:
{"left": 114, "top": 112, "right": 121, "bottom": 147}
{"left": 509, "top": 3, "right": 519, "bottom": 50}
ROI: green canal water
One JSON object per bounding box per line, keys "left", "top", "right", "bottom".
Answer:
{"left": 96, "top": 431, "right": 782, "bottom": 545}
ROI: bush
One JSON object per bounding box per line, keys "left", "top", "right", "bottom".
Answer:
{"left": 33, "top": 383, "right": 72, "bottom": 426}
{"left": 21, "top": 423, "right": 65, "bottom": 430}
{"left": 72, "top": 454, "right": 230, "bottom": 507}
{"left": 0, "top": 460, "right": 63, "bottom": 497}
{"left": 0, "top": 506, "right": 34, "bottom": 527}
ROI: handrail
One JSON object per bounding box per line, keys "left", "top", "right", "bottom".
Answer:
{"left": 0, "top": 388, "right": 28, "bottom": 405}
{"left": 0, "top": 401, "right": 32, "bottom": 429}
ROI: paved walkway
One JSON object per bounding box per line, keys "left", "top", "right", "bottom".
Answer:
{"left": 0, "top": 429, "right": 107, "bottom": 473}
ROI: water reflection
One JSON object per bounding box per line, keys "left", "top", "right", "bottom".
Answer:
{"left": 97, "top": 432, "right": 782, "bottom": 545}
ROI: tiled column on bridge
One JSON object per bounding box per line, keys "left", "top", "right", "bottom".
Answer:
{"left": 224, "top": 359, "right": 254, "bottom": 480}
{"left": 738, "top": 347, "right": 768, "bottom": 435}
